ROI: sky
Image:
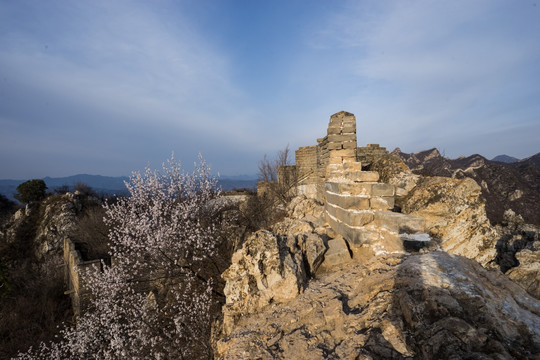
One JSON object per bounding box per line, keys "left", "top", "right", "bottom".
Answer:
{"left": 1, "top": 0, "right": 539, "bottom": 179}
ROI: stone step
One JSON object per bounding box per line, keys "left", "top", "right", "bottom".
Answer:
{"left": 326, "top": 181, "right": 394, "bottom": 196}
{"left": 325, "top": 191, "right": 370, "bottom": 210}
{"left": 325, "top": 203, "right": 374, "bottom": 227}
{"left": 370, "top": 196, "right": 395, "bottom": 210}
{"left": 372, "top": 212, "right": 426, "bottom": 233}
{"left": 345, "top": 170, "right": 380, "bottom": 183}
{"left": 399, "top": 233, "right": 433, "bottom": 252}
{"left": 326, "top": 213, "right": 397, "bottom": 246}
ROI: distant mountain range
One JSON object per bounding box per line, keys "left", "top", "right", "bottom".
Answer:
{"left": 0, "top": 174, "right": 258, "bottom": 202}
{"left": 491, "top": 154, "right": 520, "bottom": 163}
{"left": 393, "top": 149, "right": 540, "bottom": 225}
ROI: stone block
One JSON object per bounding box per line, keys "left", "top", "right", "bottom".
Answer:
{"left": 325, "top": 191, "right": 370, "bottom": 210}
{"left": 342, "top": 126, "right": 356, "bottom": 133}
{"left": 370, "top": 196, "right": 395, "bottom": 210}
{"left": 328, "top": 134, "right": 356, "bottom": 143}
{"left": 330, "top": 149, "right": 356, "bottom": 157}
{"left": 326, "top": 164, "right": 344, "bottom": 172}
{"left": 372, "top": 183, "right": 395, "bottom": 196}
{"left": 373, "top": 212, "right": 426, "bottom": 233}
{"left": 327, "top": 126, "right": 341, "bottom": 135}
{"left": 325, "top": 203, "right": 374, "bottom": 227}
{"left": 325, "top": 181, "right": 374, "bottom": 196}
{"left": 325, "top": 214, "right": 379, "bottom": 246}
{"left": 345, "top": 170, "right": 380, "bottom": 183}
{"left": 321, "top": 237, "right": 351, "bottom": 267}
{"left": 327, "top": 143, "right": 343, "bottom": 150}
{"left": 343, "top": 162, "right": 363, "bottom": 171}
{"left": 342, "top": 141, "right": 357, "bottom": 149}
{"left": 328, "top": 157, "right": 345, "bottom": 165}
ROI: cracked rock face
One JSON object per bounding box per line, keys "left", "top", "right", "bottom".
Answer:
{"left": 216, "top": 252, "right": 540, "bottom": 359}
{"left": 401, "top": 176, "right": 499, "bottom": 268}
{"left": 1, "top": 194, "right": 90, "bottom": 259}
{"left": 507, "top": 248, "right": 540, "bottom": 299}
{"left": 286, "top": 195, "right": 324, "bottom": 220}
{"left": 221, "top": 230, "right": 308, "bottom": 336}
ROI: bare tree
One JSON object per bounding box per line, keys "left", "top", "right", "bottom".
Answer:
{"left": 257, "top": 144, "right": 298, "bottom": 209}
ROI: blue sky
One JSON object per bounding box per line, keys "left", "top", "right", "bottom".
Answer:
{"left": 1, "top": 0, "right": 539, "bottom": 179}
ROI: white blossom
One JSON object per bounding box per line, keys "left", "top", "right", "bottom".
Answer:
{"left": 18, "top": 155, "right": 220, "bottom": 359}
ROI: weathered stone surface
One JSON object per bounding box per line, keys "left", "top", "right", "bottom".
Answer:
{"left": 401, "top": 176, "right": 499, "bottom": 268}
{"left": 325, "top": 212, "right": 403, "bottom": 253}
{"left": 325, "top": 181, "right": 373, "bottom": 196}
{"left": 369, "top": 196, "right": 395, "bottom": 210}
{"left": 221, "top": 230, "right": 307, "bottom": 336}
{"left": 390, "top": 170, "right": 421, "bottom": 198}
{"left": 272, "top": 217, "right": 314, "bottom": 237}
{"left": 320, "top": 236, "right": 350, "bottom": 269}
{"left": 372, "top": 211, "right": 426, "bottom": 234}
{"left": 216, "top": 252, "right": 540, "bottom": 359}
{"left": 286, "top": 195, "right": 324, "bottom": 220}
{"left": 342, "top": 141, "right": 357, "bottom": 149}
{"left": 298, "top": 233, "right": 327, "bottom": 275}
{"left": 343, "top": 161, "right": 363, "bottom": 171}
{"left": 329, "top": 149, "right": 356, "bottom": 158}
{"left": 327, "top": 134, "right": 356, "bottom": 143}
{"left": 345, "top": 170, "right": 380, "bottom": 183}
{"left": 325, "top": 203, "right": 374, "bottom": 227}
{"left": 371, "top": 183, "right": 395, "bottom": 196}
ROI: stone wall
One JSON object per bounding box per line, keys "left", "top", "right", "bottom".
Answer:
{"left": 357, "top": 144, "right": 389, "bottom": 168}
{"left": 64, "top": 237, "right": 101, "bottom": 317}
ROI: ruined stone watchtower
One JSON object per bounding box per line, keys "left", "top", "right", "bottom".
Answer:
{"left": 280, "top": 111, "right": 425, "bottom": 251}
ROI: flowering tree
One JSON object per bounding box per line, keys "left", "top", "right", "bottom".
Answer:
{"left": 18, "top": 155, "right": 221, "bottom": 359}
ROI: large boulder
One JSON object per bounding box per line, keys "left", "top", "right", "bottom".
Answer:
{"left": 216, "top": 252, "right": 540, "bottom": 359}
{"left": 287, "top": 195, "right": 324, "bottom": 220}
{"left": 221, "top": 230, "right": 308, "bottom": 336}
{"left": 401, "top": 176, "right": 498, "bottom": 268}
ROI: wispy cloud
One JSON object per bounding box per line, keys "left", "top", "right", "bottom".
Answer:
{"left": 304, "top": 0, "right": 540, "bottom": 158}
{"left": 0, "top": 1, "right": 265, "bottom": 176}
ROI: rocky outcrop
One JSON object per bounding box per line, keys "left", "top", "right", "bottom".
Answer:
{"left": 393, "top": 148, "right": 540, "bottom": 226}
{"left": 0, "top": 193, "right": 101, "bottom": 259}
{"left": 216, "top": 251, "right": 540, "bottom": 359}
{"left": 220, "top": 196, "right": 330, "bottom": 336}
{"left": 507, "top": 249, "right": 540, "bottom": 299}
{"left": 221, "top": 230, "right": 309, "bottom": 336}
{"left": 286, "top": 195, "right": 324, "bottom": 220}
{"left": 400, "top": 176, "right": 498, "bottom": 268}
